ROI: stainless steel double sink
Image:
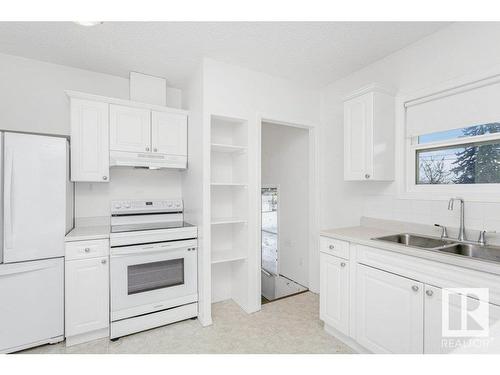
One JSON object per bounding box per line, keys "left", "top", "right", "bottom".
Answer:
{"left": 373, "top": 233, "right": 500, "bottom": 263}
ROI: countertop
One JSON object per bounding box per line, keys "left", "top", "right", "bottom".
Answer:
{"left": 321, "top": 225, "right": 500, "bottom": 276}
{"left": 65, "top": 225, "right": 110, "bottom": 242}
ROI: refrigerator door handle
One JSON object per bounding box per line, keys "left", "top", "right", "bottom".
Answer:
{"left": 4, "top": 149, "right": 13, "bottom": 251}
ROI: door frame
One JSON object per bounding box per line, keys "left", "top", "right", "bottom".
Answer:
{"left": 256, "top": 115, "right": 320, "bottom": 310}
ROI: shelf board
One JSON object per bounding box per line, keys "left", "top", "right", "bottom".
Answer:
{"left": 211, "top": 217, "right": 247, "bottom": 225}
{"left": 211, "top": 250, "right": 247, "bottom": 264}
{"left": 211, "top": 143, "right": 247, "bottom": 153}
{"left": 210, "top": 182, "right": 248, "bottom": 187}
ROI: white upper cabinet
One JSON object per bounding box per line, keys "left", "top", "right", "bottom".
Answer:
{"left": 356, "top": 264, "right": 424, "bottom": 354}
{"left": 68, "top": 91, "right": 189, "bottom": 175}
{"left": 344, "top": 93, "right": 371, "bottom": 180}
{"left": 151, "top": 111, "right": 187, "bottom": 156}
{"left": 110, "top": 104, "right": 151, "bottom": 153}
{"left": 70, "top": 98, "right": 109, "bottom": 182}
{"left": 344, "top": 84, "right": 395, "bottom": 181}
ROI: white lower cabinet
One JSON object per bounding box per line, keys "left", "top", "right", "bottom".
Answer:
{"left": 65, "top": 240, "right": 109, "bottom": 346}
{"left": 424, "top": 285, "right": 500, "bottom": 354}
{"left": 320, "top": 253, "right": 349, "bottom": 335}
{"left": 355, "top": 264, "right": 424, "bottom": 353}
{"left": 321, "top": 238, "right": 500, "bottom": 353}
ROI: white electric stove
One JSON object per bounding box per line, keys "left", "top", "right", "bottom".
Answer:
{"left": 109, "top": 199, "right": 198, "bottom": 339}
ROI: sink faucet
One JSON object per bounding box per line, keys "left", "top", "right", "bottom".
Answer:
{"left": 448, "top": 197, "right": 466, "bottom": 241}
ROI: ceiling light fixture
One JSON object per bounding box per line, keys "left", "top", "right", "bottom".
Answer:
{"left": 74, "top": 21, "right": 103, "bottom": 27}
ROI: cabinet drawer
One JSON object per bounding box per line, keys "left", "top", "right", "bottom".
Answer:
{"left": 356, "top": 244, "right": 500, "bottom": 306}
{"left": 320, "top": 237, "right": 349, "bottom": 259}
{"left": 65, "top": 239, "right": 109, "bottom": 261}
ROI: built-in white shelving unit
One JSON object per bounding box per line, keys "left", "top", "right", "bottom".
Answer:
{"left": 210, "top": 115, "right": 250, "bottom": 304}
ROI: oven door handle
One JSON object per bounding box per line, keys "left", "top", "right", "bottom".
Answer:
{"left": 111, "top": 244, "right": 195, "bottom": 257}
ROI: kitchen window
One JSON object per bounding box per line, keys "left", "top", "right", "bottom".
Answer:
{"left": 403, "top": 74, "right": 500, "bottom": 199}
{"left": 415, "top": 124, "right": 500, "bottom": 185}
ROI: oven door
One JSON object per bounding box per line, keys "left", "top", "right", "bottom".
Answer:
{"left": 110, "top": 239, "right": 198, "bottom": 321}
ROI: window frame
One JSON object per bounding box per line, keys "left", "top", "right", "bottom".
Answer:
{"left": 397, "top": 70, "right": 500, "bottom": 202}
{"left": 408, "top": 132, "right": 500, "bottom": 190}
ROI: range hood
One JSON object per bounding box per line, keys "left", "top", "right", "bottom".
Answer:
{"left": 110, "top": 150, "right": 187, "bottom": 169}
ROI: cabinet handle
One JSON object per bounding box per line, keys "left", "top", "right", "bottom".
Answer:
{"left": 365, "top": 174, "right": 371, "bottom": 179}
{"left": 103, "top": 176, "right": 108, "bottom": 181}
{"left": 411, "top": 285, "right": 419, "bottom": 292}
{"left": 426, "top": 289, "right": 434, "bottom": 297}
{"left": 340, "top": 262, "right": 346, "bottom": 268}
{"left": 84, "top": 248, "right": 90, "bottom": 253}
{"left": 101, "top": 259, "right": 107, "bottom": 264}
{"left": 146, "top": 147, "right": 150, "bottom": 152}
{"left": 329, "top": 245, "right": 335, "bottom": 250}
{"left": 153, "top": 148, "right": 158, "bottom": 152}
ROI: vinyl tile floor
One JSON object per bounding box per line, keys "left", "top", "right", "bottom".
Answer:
{"left": 20, "top": 291, "right": 354, "bottom": 354}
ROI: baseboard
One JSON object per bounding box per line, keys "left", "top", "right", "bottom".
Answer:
{"left": 324, "top": 323, "right": 370, "bottom": 354}
{"left": 66, "top": 328, "right": 109, "bottom": 347}
{"left": 2, "top": 335, "right": 64, "bottom": 354}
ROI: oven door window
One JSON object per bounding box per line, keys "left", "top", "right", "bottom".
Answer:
{"left": 127, "top": 258, "right": 184, "bottom": 295}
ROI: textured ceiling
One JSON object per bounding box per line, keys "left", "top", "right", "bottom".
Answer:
{"left": 0, "top": 22, "right": 450, "bottom": 88}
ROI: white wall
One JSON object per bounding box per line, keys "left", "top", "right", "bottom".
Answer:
{"left": 0, "top": 53, "right": 129, "bottom": 136}
{"left": 182, "top": 62, "right": 212, "bottom": 326}
{"left": 320, "top": 22, "right": 500, "bottom": 234}
{"left": 261, "top": 122, "right": 309, "bottom": 287}
{"left": 0, "top": 53, "right": 183, "bottom": 219}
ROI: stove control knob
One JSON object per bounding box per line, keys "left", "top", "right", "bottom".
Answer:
{"left": 175, "top": 203, "right": 181, "bottom": 208}
{"left": 125, "top": 203, "right": 131, "bottom": 208}
{"left": 114, "top": 204, "right": 121, "bottom": 209}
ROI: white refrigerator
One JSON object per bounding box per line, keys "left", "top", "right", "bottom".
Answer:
{"left": 0, "top": 132, "right": 71, "bottom": 353}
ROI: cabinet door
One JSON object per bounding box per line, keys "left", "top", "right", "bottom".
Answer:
{"left": 151, "top": 111, "right": 187, "bottom": 156}
{"left": 320, "top": 253, "right": 349, "bottom": 335}
{"left": 424, "top": 285, "right": 500, "bottom": 354}
{"left": 343, "top": 93, "right": 373, "bottom": 181}
{"left": 65, "top": 256, "right": 109, "bottom": 337}
{"left": 109, "top": 104, "right": 151, "bottom": 153}
{"left": 356, "top": 264, "right": 423, "bottom": 353}
{"left": 70, "top": 98, "right": 109, "bottom": 182}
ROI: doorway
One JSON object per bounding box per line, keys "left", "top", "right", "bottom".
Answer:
{"left": 260, "top": 121, "right": 309, "bottom": 303}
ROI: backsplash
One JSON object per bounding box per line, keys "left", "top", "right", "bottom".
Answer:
{"left": 75, "top": 167, "right": 183, "bottom": 219}
{"left": 363, "top": 195, "right": 500, "bottom": 233}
